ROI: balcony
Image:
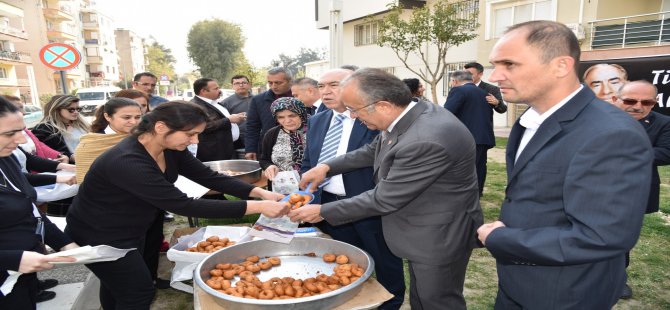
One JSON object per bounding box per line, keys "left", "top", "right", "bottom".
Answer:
{"left": 47, "top": 28, "right": 77, "bottom": 41}
{"left": 0, "top": 50, "right": 31, "bottom": 63}
{"left": 589, "top": 12, "right": 670, "bottom": 49}
{"left": 87, "top": 55, "right": 103, "bottom": 63}
{"left": 82, "top": 21, "right": 99, "bottom": 30}
{"left": 84, "top": 38, "right": 99, "bottom": 45}
{"left": 42, "top": 7, "right": 74, "bottom": 21}
{"left": 0, "top": 25, "right": 28, "bottom": 40}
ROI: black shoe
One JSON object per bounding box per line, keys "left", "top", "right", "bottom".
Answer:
{"left": 620, "top": 283, "right": 633, "bottom": 299}
{"left": 155, "top": 278, "right": 171, "bottom": 289}
{"left": 38, "top": 279, "right": 58, "bottom": 290}
{"left": 164, "top": 212, "right": 174, "bottom": 222}
{"left": 36, "top": 290, "right": 56, "bottom": 303}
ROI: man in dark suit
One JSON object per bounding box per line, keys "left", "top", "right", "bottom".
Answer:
{"left": 444, "top": 70, "right": 496, "bottom": 196}
{"left": 291, "top": 68, "right": 482, "bottom": 310}
{"left": 464, "top": 62, "right": 507, "bottom": 113}
{"left": 190, "top": 78, "right": 246, "bottom": 162}
{"left": 300, "top": 69, "right": 405, "bottom": 309}
{"left": 291, "top": 77, "right": 327, "bottom": 115}
{"left": 477, "top": 21, "right": 653, "bottom": 309}
{"left": 244, "top": 67, "right": 293, "bottom": 160}
{"left": 611, "top": 80, "right": 670, "bottom": 299}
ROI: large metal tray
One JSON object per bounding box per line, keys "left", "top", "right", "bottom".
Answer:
{"left": 194, "top": 237, "right": 374, "bottom": 310}
{"left": 202, "top": 160, "right": 262, "bottom": 184}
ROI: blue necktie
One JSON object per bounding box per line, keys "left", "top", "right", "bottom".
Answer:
{"left": 318, "top": 114, "right": 346, "bottom": 187}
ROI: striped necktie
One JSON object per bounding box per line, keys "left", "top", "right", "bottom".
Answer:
{"left": 318, "top": 113, "right": 346, "bottom": 163}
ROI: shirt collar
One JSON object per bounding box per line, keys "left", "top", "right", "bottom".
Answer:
{"left": 387, "top": 100, "right": 418, "bottom": 133}
{"left": 196, "top": 95, "right": 218, "bottom": 105}
{"left": 104, "top": 125, "right": 117, "bottom": 134}
{"left": 519, "top": 85, "right": 583, "bottom": 130}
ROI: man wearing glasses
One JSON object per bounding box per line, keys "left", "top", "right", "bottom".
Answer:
{"left": 611, "top": 80, "right": 670, "bottom": 299}
{"left": 222, "top": 75, "right": 252, "bottom": 150}
{"left": 132, "top": 72, "right": 168, "bottom": 109}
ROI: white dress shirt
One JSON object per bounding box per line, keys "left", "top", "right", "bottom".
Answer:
{"left": 323, "top": 111, "right": 355, "bottom": 196}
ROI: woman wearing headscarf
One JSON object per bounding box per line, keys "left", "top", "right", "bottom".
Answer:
{"left": 259, "top": 97, "right": 309, "bottom": 181}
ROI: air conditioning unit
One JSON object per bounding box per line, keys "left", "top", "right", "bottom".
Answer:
{"left": 566, "top": 23, "right": 585, "bottom": 40}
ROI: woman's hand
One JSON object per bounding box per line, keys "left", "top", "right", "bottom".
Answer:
{"left": 55, "top": 154, "right": 69, "bottom": 163}
{"left": 249, "top": 187, "right": 284, "bottom": 201}
{"left": 56, "top": 163, "right": 76, "bottom": 172}
{"left": 264, "top": 165, "right": 279, "bottom": 181}
{"left": 247, "top": 201, "right": 290, "bottom": 218}
{"left": 56, "top": 174, "right": 77, "bottom": 185}
{"left": 18, "top": 251, "right": 76, "bottom": 273}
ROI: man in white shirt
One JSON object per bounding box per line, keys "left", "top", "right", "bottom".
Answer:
{"left": 477, "top": 20, "right": 652, "bottom": 309}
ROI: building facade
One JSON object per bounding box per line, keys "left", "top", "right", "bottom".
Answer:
{"left": 114, "top": 29, "right": 145, "bottom": 88}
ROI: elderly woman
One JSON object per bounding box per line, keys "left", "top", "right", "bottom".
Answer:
{"left": 259, "top": 97, "right": 309, "bottom": 181}
{"left": 32, "top": 95, "right": 90, "bottom": 164}
{"left": 0, "top": 97, "right": 77, "bottom": 309}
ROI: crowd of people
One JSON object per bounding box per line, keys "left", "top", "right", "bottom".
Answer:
{"left": 0, "top": 20, "right": 666, "bottom": 310}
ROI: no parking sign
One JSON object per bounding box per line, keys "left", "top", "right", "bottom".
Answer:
{"left": 39, "top": 43, "right": 81, "bottom": 71}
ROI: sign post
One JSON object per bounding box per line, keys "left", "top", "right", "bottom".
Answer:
{"left": 39, "top": 43, "right": 82, "bottom": 95}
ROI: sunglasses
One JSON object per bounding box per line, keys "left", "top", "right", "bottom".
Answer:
{"left": 65, "top": 107, "right": 83, "bottom": 113}
{"left": 620, "top": 98, "right": 657, "bottom": 107}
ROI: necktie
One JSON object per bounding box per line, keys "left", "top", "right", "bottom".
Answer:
{"left": 310, "top": 106, "right": 317, "bottom": 115}
{"left": 318, "top": 114, "right": 346, "bottom": 187}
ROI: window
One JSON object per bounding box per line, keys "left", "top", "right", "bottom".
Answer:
{"left": 0, "top": 67, "right": 7, "bottom": 79}
{"left": 453, "top": 0, "right": 480, "bottom": 28}
{"left": 443, "top": 61, "right": 475, "bottom": 96}
{"left": 354, "top": 21, "right": 379, "bottom": 46}
{"left": 491, "top": 0, "right": 553, "bottom": 38}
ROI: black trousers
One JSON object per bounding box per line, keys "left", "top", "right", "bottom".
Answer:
{"left": 0, "top": 273, "right": 38, "bottom": 309}
{"left": 318, "top": 191, "right": 406, "bottom": 310}
{"left": 475, "top": 144, "right": 489, "bottom": 195}
{"left": 142, "top": 210, "right": 164, "bottom": 281}
{"left": 408, "top": 252, "right": 471, "bottom": 310}
{"left": 86, "top": 250, "right": 155, "bottom": 309}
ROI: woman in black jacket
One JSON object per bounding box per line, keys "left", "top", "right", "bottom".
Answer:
{"left": 32, "top": 95, "right": 89, "bottom": 163}
{"left": 0, "top": 97, "right": 78, "bottom": 309}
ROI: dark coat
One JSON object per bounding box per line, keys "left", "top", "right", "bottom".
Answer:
{"left": 478, "top": 80, "right": 507, "bottom": 114}
{"left": 31, "top": 123, "right": 71, "bottom": 158}
{"left": 639, "top": 111, "right": 670, "bottom": 213}
{"left": 190, "top": 96, "right": 235, "bottom": 162}
{"left": 444, "top": 83, "right": 496, "bottom": 147}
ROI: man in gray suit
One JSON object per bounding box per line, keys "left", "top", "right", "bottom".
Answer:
{"left": 290, "top": 68, "right": 483, "bottom": 310}
{"left": 477, "top": 21, "right": 653, "bottom": 309}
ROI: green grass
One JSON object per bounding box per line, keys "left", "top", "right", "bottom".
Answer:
{"left": 156, "top": 136, "right": 670, "bottom": 309}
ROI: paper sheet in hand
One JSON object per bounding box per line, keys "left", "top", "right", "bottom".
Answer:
{"left": 247, "top": 170, "right": 301, "bottom": 243}
{"left": 174, "top": 175, "right": 209, "bottom": 198}
{"left": 47, "top": 245, "right": 135, "bottom": 267}
{"left": 35, "top": 171, "right": 79, "bottom": 202}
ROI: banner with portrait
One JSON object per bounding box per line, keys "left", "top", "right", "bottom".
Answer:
{"left": 579, "top": 56, "right": 670, "bottom": 115}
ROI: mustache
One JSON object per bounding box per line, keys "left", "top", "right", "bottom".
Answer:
{"left": 625, "top": 107, "right": 645, "bottom": 113}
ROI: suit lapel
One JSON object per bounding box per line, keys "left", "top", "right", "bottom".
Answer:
{"left": 194, "top": 97, "right": 224, "bottom": 118}
{"left": 313, "top": 110, "right": 334, "bottom": 161}
{"left": 347, "top": 119, "right": 366, "bottom": 152}
{"left": 506, "top": 119, "right": 525, "bottom": 176}
{"left": 373, "top": 101, "right": 427, "bottom": 177}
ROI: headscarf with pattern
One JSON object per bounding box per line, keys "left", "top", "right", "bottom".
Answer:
{"left": 270, "top": 97, "right": 309, "bottom": 171}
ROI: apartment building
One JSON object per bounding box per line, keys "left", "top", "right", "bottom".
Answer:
{"left": 313, "top": 0, "right": 670, "bottom": 126}
{"left": 81, "top": 4, "right": 119, "bottom": 87}
{"left": 115, "top": 28, "right": 145, "bottom": 87}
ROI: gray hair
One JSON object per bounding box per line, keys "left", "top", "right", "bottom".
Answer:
{"left": 267, "top": 67, "right": 293, "bottom": 81}
{"left": 450, "top": 70, "right": 473, "bottom": 82}
{"left": 293, "top": 77, "right": 317, "bottom": 89}
{"left": 341, "top": 68, "right": 413, "bottom": 108}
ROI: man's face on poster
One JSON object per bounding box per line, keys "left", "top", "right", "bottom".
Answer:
{"left": 584, "top": 64, "right": 628, "bottom": 103}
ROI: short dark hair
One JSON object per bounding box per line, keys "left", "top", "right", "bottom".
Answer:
{"left": 464, "top": 62, "right": 484, "bottom": 73}
{"left": 0, "top": 96, "right": 19, "bottom": 117}
{"left": 343, "top": 68, "right": 413, "bottom": 108}
{"left": 340, "top": 65, "right": 359, "bottom": 71}
{"left": 293, "top": 77, "right": 318, "bottom": 88}
{"left": 132, "top": 101, "right": 208, "bottom": 137}
{"left": 506, "top": 20, "right": 581, "bottom": 73}
{"left": 133, "top": 72, "right": 158, "bottom": 82}
{"left": 193, "top": 78, "right": 214, "bottom": 95}
{"left": 402, "top": 78, "right": 420, "bottom": 95}
{"left": 230, "top": 75, "right": 249, "bottom": 84}
{"left": 90, "top": 97, "right": 141, "bottom": 133}
{"left": 115, "top": 89, "right": 150, "bottom": 105}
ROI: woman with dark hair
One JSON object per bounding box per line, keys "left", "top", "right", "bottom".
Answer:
{"left": 89, "top": 98, "right": 142, "bottom": 134}
{"left": 114, "top": 89, "right": 150, "bottom": 114}
{"left": 0, "top": 97, "right": 78, "bottom": 309}
{"left": 32, "top": 95, "right": 90, "bottom": 163}
{"left": 259, "top": 97, "right": 309, "bottom": 181}
{"left": 65, "top": 101, "right": 288, "bottom": 309}
{"left": 402, "top": 78, "right": 431, "bottom": 103}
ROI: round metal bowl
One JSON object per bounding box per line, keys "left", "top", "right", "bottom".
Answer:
{"left": 195, "top": 237, "right": 374, "bottom": 310}
{"left": 203, "top": 160, "right": 262, "bottom": 184}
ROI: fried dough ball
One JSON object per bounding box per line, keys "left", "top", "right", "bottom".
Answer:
{"left": 258, "top": 261, "right": 272, "bottom": 270}
{"left": 246, "top": 255, "right": 260, "bottom": 263}
{"left": 323, "top": 253, "right": 336, "bottom": 263}
{"left": 206, "top": 236, "right": 219, "bottom": 242}
{"left": 336, "top": 255, "right": 349, "bottom": 264}
{"left": 268, "top": 257, "right": 281, "bottom": 265}
{"left": 258, "top": 289, "right": 275, "bottom": 299}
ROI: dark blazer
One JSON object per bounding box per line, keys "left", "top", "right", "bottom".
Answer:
{"left": 639, "top": 111, "right": 670, "bottom": 213}
{"left": 478, "top": 80, "right": 507, "bottom": 114}
{"left": 190, "top": 96, "right": 235, "bottom": 161}
{"left": 31, "top": 123, "right": 72, "bottom": 158}
{"left": 0, "top": 156, "right": 72, "bottom": 296}
{"left": 321, "top": 101, "right": 483, "bottom": 265}
{"left": 485, "top": 87, "right": 653, "bottom": 309}
{"left": 245, "top": 90, "right": 291, "bottom": 154}
{"left": 300, "top": 110, "right": 378, "bottom": 203}
{"left": 444, "top": 83, "right": 496, "bottom": 147}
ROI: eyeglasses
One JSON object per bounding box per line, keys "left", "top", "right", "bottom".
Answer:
{"left": 345, "top": 101, "right": 378, "bottom": 114}
{"left": 137, "top": 82, "right": 156, "bottom": 87}
{"left": 619, "top": 98, "right": 657, "bottom": 107}
{"left": 233, "top": 81, "right": 249, "bottom": 86}
{"left": 65, "top": 107, "right": 83, "bottom": 113}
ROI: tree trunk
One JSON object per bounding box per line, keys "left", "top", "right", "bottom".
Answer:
{"left": 430, "top": 80, "right": 440, "bottom": 104}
